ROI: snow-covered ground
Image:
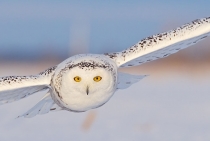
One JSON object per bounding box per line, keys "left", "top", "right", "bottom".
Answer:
{"left": 0, "top": 62, "right": 210, "bottom": 141}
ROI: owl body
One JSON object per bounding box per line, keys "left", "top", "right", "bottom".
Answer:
{"left": 1, "top": 17, "right": 210, "bottom": 118}
{"left": 50, "top": 54, "right": 118, "bottom": 112}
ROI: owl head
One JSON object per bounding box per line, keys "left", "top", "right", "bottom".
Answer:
{"left": 51, "top": 54, "right": 117, "bottom": 112}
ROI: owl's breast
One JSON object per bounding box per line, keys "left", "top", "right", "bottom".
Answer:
{"left": 51, "top": 84, "right": 116, "bottom": 112}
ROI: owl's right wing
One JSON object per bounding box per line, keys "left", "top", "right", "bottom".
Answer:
{"left": 0, "top": 66, "right": 56, "bottom": 105}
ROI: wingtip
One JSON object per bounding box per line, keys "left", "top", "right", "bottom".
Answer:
{"left": 16, "top": 112, "right": 34, "bottom": 119}
{"left": 15, "top": 115, "right": 23, "bottom": 119}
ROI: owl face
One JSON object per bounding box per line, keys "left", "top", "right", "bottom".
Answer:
{"left": 52, "top": 55, "right": 118, "bottom": 112}
{"left": 63, "top": 67, "right": 114, "bottom": 96}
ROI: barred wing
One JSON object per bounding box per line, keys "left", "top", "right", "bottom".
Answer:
{"left": 105, "top": 17, "right": 210, "bottom": 67}
{"left": 0, "top": 66, "right": 56, "bottom": 105}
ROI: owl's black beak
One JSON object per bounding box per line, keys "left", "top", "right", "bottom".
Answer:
{"left": 86, "top": 86, "right": 89, "bottom": 95}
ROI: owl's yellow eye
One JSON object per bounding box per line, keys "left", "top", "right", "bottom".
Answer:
{"left": 93, "top": 76, "right": 102, "bottom": 82}
{"left": 74, "top": 76, "right": 81, "bottom": 82}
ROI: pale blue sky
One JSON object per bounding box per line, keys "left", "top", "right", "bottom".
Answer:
{"left": 0, "top": 1, "right": 210, "bottom": 59}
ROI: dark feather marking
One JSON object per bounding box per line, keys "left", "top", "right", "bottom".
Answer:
{"left": 104, "top": 17, "right": 210, "bottom": 67}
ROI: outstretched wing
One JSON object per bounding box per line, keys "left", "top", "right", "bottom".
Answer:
{"left": 117, "top": 72, "right": 147, "bottom": 89}
{"left": 19, "top": 92, "right": 62, "bottom": 118}
{"left": 0, "top": 66, "right": 56, "bottom": 105}
{"left": 105, "top": 17, "right": 210, "bottom": 67}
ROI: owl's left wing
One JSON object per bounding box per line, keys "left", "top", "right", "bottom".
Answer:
{"left": 117, "top": 72, "right": 147, "bottom": 89}
{"left": 105, "top": 17, "right": 210, "bottom": 67}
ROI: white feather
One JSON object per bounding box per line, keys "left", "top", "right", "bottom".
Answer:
{"left": 18, "top": 92, "right": 62, "bottom": 118}
{"left": 117, "top": 72, "right": 147, "bottom": 89}
{"left": 105, "top": 17, "right": 210, "bottom": 67}
{"left": 0, "top": 66, "right": 56, "bottom": 104}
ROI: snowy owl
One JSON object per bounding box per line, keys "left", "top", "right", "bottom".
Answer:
{"left": 0, "top": 17, "right": 210, "bottom": 118}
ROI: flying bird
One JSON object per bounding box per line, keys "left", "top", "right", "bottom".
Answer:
{"left": 0, "top": 17, "right": 210, "bottom": 118}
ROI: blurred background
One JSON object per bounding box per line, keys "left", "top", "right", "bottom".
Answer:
{"left": 0, "top": 1, "right": 210, "bottom": 141}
